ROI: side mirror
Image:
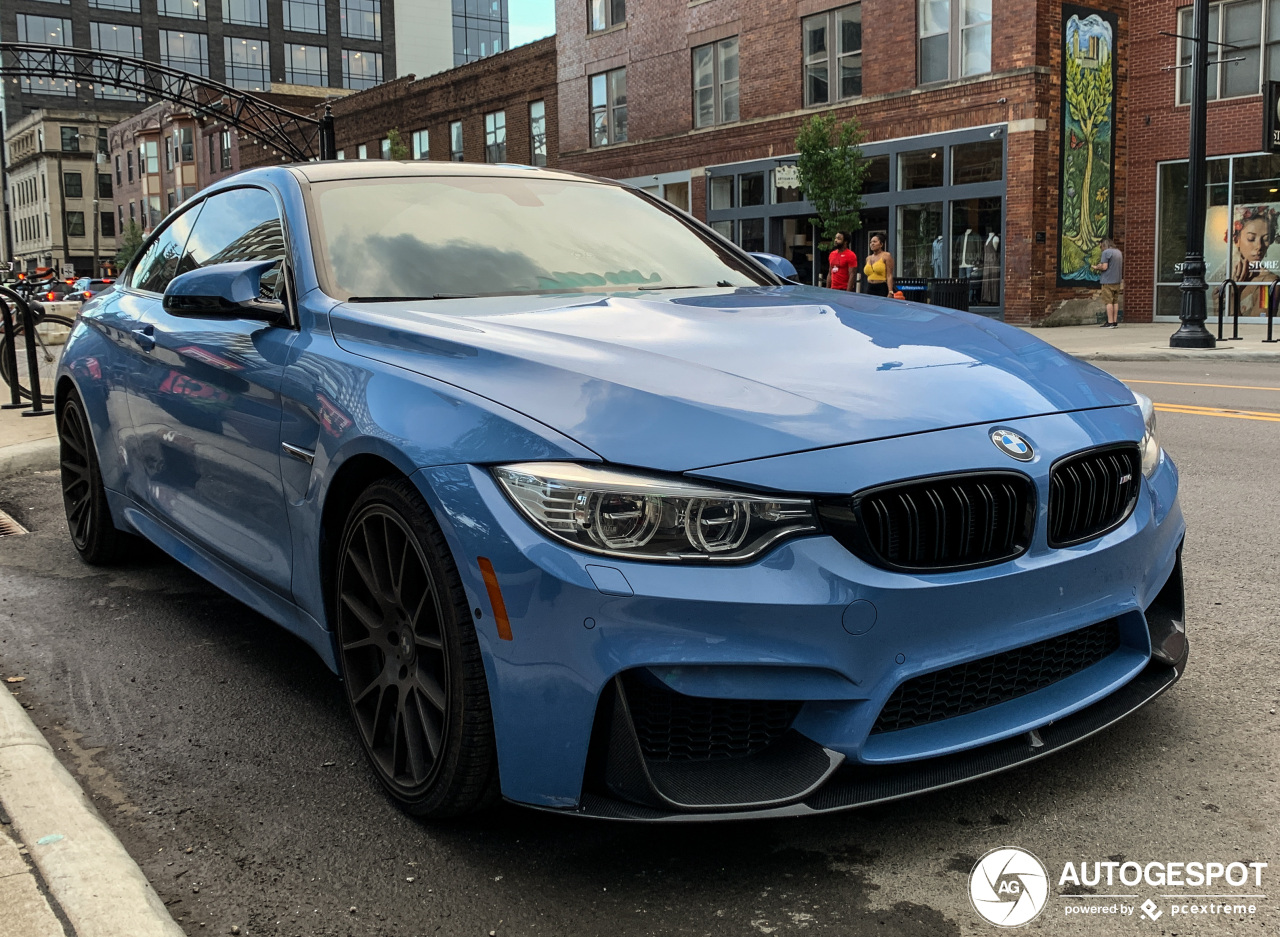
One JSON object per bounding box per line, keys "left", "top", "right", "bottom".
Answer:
{"left": 163, "top": 259, "right": 287, "bottom": 322}
{"left": 748, "top": 251, "right": 799, "bottom": 280}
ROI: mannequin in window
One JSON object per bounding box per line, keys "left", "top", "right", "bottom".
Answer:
{"left": 931, "top": 235, "right": 946, "bottom": 278}
{"left": 981, "top": 231, "right": 1001, "bottom": 304}
{"left": 957, "top": 228, "right": 981, "bottom": 279}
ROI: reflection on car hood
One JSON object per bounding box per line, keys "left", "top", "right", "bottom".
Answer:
{"left": 329, "top": 286, "right": 1135, "bottom": 472}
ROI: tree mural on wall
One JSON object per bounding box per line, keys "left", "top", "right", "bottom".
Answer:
{"left": 1058, "top": 8, "right": 1117, "bottom": 285}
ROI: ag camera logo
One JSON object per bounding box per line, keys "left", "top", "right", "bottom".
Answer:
{"left": 970, "top": 847, "right": 1050, "bottom": 927}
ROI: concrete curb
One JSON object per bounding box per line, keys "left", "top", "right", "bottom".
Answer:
{"left": 0, "top": 437, "right": 58, "bottom": 479}
{"left": 0, "top": 688, "right": 185, "bottom": 937}
{"left": 1069, "top": 350, "right": 1280, "bottom": 362}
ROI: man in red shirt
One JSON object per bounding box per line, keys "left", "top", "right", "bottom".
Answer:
{"left": 828, "top": 231, "right": 858, "bottom": 291}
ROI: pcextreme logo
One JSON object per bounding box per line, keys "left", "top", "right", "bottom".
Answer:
{"left": 969, "top": 847, "right": 1050, "bottom": 927}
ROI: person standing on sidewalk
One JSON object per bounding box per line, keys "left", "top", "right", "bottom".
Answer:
{"left": 863, "top": 233, "right": 895, "bottom": 297}
{"left": 1092, "top": 237, "right": 1123, "bottom": 328}
{"left": 827, "top": 232, "right": 858, "bottom": 292}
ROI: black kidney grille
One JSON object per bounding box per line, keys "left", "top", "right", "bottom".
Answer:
{"left": 621, "top": 673, "right": 800, "bottom": 762}
{"left": 1048, "top": 446, "right": 1141, "bottom": 547}
{"left": 825, "top": 472, "right": 1034, "bottom": 571}
{"left": 871, "top": 619, "right": 1121, "bottom": 734}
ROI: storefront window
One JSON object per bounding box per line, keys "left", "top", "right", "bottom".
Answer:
{"left": 740, "top": 172, "right": 766, "bottom": 207}
{"left": 951, "top": 197, "right": 1003, "bottom": 305}
{"left": 710, "top": 176, "right": 734, "bottom": 210}
{"left": 664, "top": 181, "right": 690, "bottom": 212}
{"left": 774, "top": 169, "right": 803, "bottom": 203}
{"left": 711, "top": 220, "right": 734, "bottom": 240}
{"left": 897, "top": 202, "right": 944, "bottom": 277}
{"left": 741, "top": 217, "right": 765, "bottom": 252}
{"left": 899, "top": 148, "right": 944, "bottom": 190}
{"left": 864, "top": 155, "right": 890, "bottom": 193}
{"left": 951, "top": 140, "right": 1003, "bottom": 184}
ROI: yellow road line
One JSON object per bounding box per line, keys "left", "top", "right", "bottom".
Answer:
{"left": 1122, "top": 378, "right": 1280, "bottom": 392}
{"left": 1154, "top": 403, "right": 1280, "bottom": 423}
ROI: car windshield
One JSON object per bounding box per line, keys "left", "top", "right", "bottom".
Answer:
{"left": 309, "top": 174, "right": 769, "bottom": 300}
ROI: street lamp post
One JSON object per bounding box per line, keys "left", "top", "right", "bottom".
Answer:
{"left": 1171, "top": 0, "right": 1217, "bottom": 348}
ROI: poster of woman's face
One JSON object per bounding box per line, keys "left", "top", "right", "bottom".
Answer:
{"left": 1226, "top": 205, "right": 1280, "bottom": 283}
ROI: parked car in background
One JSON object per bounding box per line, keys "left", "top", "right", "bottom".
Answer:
{"left": 65, "top": 279, "right": 116, "bottom": 307}
{"left": 54, "top": 162, "right": 1187, "bottom": 821}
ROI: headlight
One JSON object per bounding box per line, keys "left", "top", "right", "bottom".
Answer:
{"left": 1133, "top": 391, "right": 1161, "bottom": 477}
{"left": 492, "top": 462, "right": 819, "bottom": 562}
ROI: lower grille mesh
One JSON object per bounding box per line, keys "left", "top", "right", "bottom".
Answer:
{"left": 622, "top": 673, "right": 800, "bottom": 761}
{"left": 871, "top": 619, "right": 1122, "bottom": 734}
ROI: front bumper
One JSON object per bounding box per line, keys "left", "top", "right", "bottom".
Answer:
{"left": 415, "top": 408, "right": 1186, "bottom": 819}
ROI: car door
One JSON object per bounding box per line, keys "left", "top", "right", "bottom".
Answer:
{"left": 124, "top": 185, "right": 296, "bottom": 595}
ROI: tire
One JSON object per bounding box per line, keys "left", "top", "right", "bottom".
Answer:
{"left": 58, "top": 390, "right": 134, "bottom": 564}
{"left": 335, "top": 477, "right": 500, "bottom": 818}
{"left": 1, "top": 314, "right": 75, "bottom": 402}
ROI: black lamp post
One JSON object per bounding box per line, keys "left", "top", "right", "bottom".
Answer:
{"left": 1171, "top": 0, "right": 1217, "bottom": 348}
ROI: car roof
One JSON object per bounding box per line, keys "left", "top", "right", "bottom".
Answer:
{"left": 286, "top": 159, "right": 603, "bottom": 187}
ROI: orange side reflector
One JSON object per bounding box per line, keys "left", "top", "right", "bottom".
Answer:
{"left": 477, "top": 557, "right": 513, "bottom": 641}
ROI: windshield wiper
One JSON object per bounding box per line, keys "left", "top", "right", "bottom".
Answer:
{"left": 347, "top": 293, "right": 478, "bottom": 302}
{"left": 638, "top": 281, "right": 735, "bottom": 290}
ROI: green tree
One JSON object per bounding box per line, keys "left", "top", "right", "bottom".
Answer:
{"left": 114, "top": 220, "right": 145, "bottom": 269}
{"left": 795, "top": 113, "right": 869, "bottom": 247}
{"left": 386, "top": 127, "right": 410, "bottom": 160}
{"left": 1065, "top": 48, "right": 1112, "bottom": 251}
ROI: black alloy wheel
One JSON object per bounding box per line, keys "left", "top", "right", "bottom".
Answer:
{"left": 58, "top": 391, "right": 132, "bottom": 564}
{"left": 336, "top": 478, "right": 498, "bottom": 817}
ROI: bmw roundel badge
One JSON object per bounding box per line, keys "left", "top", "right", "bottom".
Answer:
{"left": 990, "top": 428, "right": 1035, "bottom": 461}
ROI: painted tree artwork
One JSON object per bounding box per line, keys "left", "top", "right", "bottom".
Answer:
{"left": 1058, "top": 8, "right": 1117, "bottom": 286}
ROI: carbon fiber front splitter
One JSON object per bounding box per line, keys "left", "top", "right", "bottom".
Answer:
{"left": 524, "top": 653, "right": 1185, "bottom": 822}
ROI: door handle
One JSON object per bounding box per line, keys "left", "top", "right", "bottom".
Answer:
{"left": 131, "top": 325, "right": 155, "bottom": 351}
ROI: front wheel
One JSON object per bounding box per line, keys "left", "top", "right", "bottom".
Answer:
{"left": 335, "top": 477, "right": 499, "bottom": 818}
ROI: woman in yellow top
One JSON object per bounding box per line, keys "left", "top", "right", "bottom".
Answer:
{"left": 863, "top": 233, "right": 895, "bottom": 297}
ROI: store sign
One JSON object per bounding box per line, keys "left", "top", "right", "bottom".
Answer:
{"left": 775, "top": 165, "right": 800, "bottom": 189}
{"left": 1265, "top": 81, "right": 1280, "bottom": 153}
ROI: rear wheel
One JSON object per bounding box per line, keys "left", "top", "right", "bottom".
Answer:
{"left": 335, "top": 477, "right": 499, "bottom": 817}
{"left": 58, "top": 391, "right": 133, "bottom": 564}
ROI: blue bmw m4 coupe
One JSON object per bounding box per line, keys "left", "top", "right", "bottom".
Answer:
{"left": 54, "top": 162, "right": 1186, "bottom": 820}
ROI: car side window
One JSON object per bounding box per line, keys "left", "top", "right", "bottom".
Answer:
{"left": 180, "top": 187, "right": 287, "bottom": 300}
{"left": 130, "top": 204, "right": 203, "bottom": 294}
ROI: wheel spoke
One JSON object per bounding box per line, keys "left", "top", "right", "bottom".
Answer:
{"left": 413, "top": 690, "right": 442, "bottom": 761}
{"left": 340, "top": 634, "right": 379, "bottom": 652}
{"left": 415, "top": 632, "right": 444, "bottom": 652}
{"left": 414, "top": 670, "right": 447, "bottom": 713}
{"left": 401, "top": 694, "right": 429, "bottom": 780}
{"left": 340, "top": 589, "right": 383, "bottom": 635}
{"left": 345, "top": 540, "right": 382, "bottom": 604}
{"left": 350, "top": 673, "right": 382, "bottom": 706}
{"left": 385, "top": 520, "right": 406, "bottom": 601}
{"left": 362, "top": 520, "right": 392, "bottom": 601}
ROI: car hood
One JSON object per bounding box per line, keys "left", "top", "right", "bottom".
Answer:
{"left": 329, "top": 286, "right": 1134, "bottom": 472}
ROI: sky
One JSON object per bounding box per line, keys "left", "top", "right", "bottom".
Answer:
{"left": 509, "top": 0, "right": 557, "bottom": 48}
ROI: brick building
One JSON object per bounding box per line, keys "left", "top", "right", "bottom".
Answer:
{"left": 1127, "top": 1, "right": 1280, "bottom": 323}
{"left": 553, "top": 0, "right": 1131, "bottom": 324}
{"left": 258, "top": 35, "right": 557, "bottom": 168}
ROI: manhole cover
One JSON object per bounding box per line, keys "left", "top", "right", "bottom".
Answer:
{"left": 0, "top": 509, "right": 29, "bottom": 537}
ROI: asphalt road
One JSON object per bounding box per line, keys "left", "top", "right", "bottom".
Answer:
{"left": 1, "top": 358, "right": 1277, "bottom": 937}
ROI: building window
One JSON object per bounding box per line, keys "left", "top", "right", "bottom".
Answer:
{"left": 529, "top": 100, "right": 547, "bottom": 166}
{"left": 166, "top": 136, "right": 175, "bottom": 171}
{"left": 342, "top": 50, "right": 382, "bottom": 89}
{"left": 1177, "top": 1, "right": 1271, "bottom": 103}
{"left": 804, "top": 4, "right": 862, "bottom": 106}
{"left": 283, "top": 0, "right": 326, "bottom": 34}
{"left": 453, "top": 0, "right": 508, "bottom": 65}
{"left": 450, "top": 120, "right": 464, "bottom": 161}
{"left": 590, "top": 67, "right": 627, "bottom": 146}
{"left": 66, "top": 212, "right": 86, "bottom": 238}
{"left": 590, "top": 0, "right": 625, "bottom": 32}
{"left": 148, "top": 196, "right": 162, "bottom": 229}
{"left": 898, "top": 147, "right": 944, "bottom": 190}
{"left": 286, "top": 43, "right": 328, "bottom": 85}
{"left": 64, "top": 172, "right": 83, "bottom": 199}
{"left": 223, "top": 0, "right": 266, "bottom": 27}
{"left": 411, "top": 129, "right": 429, "bottom": 159}
{"left": 127, "top": 151, "right": 134, "bottom": 182}
{"left": 919, "top": 0, "right": 992, "bottom": 84}
{"left": 159, "top": 30, "right": 210, "bottom": 76}
{"left": 158, "top": 0, "right": 204, "bottom": 19}
{"left": 144, "top": 139, "right": 159, "bottom": 174}
{"left": 61, "top": 127, "right": 80, "bottom": 152}
{"left": 341, "top": 0, "right": 381, "bottom": 40}
{"left": 485, "top": 111, "right": 507, "bottom": 162}
{"left": 17, "top": 15, "right": 74, "bottom": 97}
{"left": 357, "top": 143, "right": 368, "bottom": 159}
{"left": 118, "top": 205, "right": 125, "bottom": 232}
{"left": 99, "top": 172, "right": 113, "bottom": 199}
{"left": 91, "top": 22, "right": 144, "bottom": 100}
{"left": 225, "top": 37, "right": 270, "bottom": 91}
{"left": 380, "top": 137, "right": 391, "bottom": 159}
{"left": 130, "top": 201, "right": 136, "bottom": 224}
{"left": 101, "top": 211, "right": 116, "bottom": 238}
{"left": 336, "top": 149, "right": 345, "bottom": 159}
{"left": 115, "top": 155, "right": 122, "bottom": 185}
{"left": 98, "top": 128, "right": 109, "bottom": 157}
{"left": 220, "top": 130, "right": 232, "bottom": 169}
{"left": 167, "top": 191, "right": 177, "bottom": 213}
{"left": 90, "top": 0, "right": 141, "bottom": 11}
{"left": 692, "top": 37, "right": 739, "bottom": 128}
{"left": 177, "top": 126, "right": 194, "bottom": 162}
